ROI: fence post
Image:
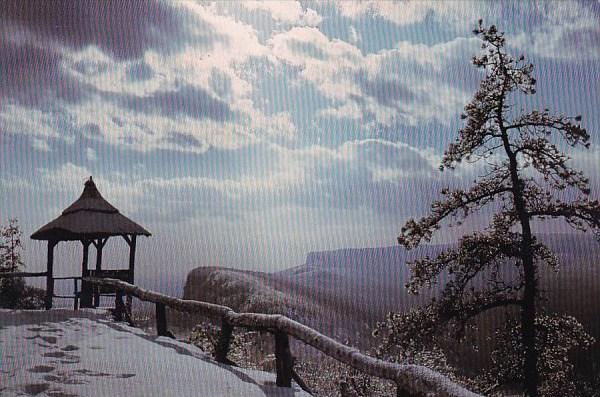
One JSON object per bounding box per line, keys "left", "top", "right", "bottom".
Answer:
{"left": 155, "top": 302, "right": 169, "bottom": 337}
{"left": 214, "top": 319, "right": 234, "bottom": 364}
{"left": 114, "top": 289, "right": 134, "bottom": 326}
{"left": 274, "top": 331, "right": 293, "bottom": 388}
{"left": 73, "top": 278, "right": 79, "bottom": 311}
{"left": 114, "top": 289, "right": 124, "bottom": 321}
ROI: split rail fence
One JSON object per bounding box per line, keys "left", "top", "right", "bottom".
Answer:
{"left": 82, "top": 277, "right": 482, "bottom": 397}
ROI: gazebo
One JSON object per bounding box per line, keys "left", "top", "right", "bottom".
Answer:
{"left": 31, "top": 177, "right": 150, "bottom": 309}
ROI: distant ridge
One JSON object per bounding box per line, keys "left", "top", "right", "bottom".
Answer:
{"left": 184, "top": 233, "right": 600, "bottom": 352}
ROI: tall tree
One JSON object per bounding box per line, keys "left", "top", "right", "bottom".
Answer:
{"left": 389, "top": 22, "right": 600, "bottom": 396}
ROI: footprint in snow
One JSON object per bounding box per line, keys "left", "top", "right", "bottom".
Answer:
{"left": 75, "top": 369, "right": 111, "bottom": 377}
{"left": 40, "top": 335, "right": 58, "bottom": 344}
{"left": 47, "top": 390, "right": 79, "bottom": 397}
{"left": 75, "top": 369, "right": 136, "bottom": 379}
{"left": 24, "top": 334, "right": 59, "bottom": 344}
{"left": 60, "top": 358, "right": 81, "bottom": 365}
{"left": 43, "top": 351, "right": 67, "bottom": 358}
{"left": 22, "top": 383, "right": 50, "bottom": 395}
{"left": 28, "top": 365, "right": 55, "bottom": 373}
{"left": 43, "top": 373, "right": 86, "bottom": 385}
{"left": 43, "top": 351, "right": 80, "bottom": 364}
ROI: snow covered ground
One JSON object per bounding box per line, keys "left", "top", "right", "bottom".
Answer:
{"left": 0, "top": 309, "right": 310, "bottom": 397}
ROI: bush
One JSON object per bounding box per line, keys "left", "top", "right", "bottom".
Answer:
{"left": 0, "top": 278, "right": 45, "bottom": 309}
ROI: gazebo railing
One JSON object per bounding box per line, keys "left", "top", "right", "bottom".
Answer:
{"left": 52, "top": 276, "right": 82, "bottom": 310}
{"left": 85, "top": 277, "right": 483, "bottom": 397}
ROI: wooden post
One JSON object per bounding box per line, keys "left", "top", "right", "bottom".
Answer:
{"left": 44, "top": 240, "right": 57, "bottom": 310}
{"left": 214, "top": 319, "right": 234, "bottom": 364}
{"left": 126, "top": 235, "right": 136, "bottom": 312}
{"left": 127, "top": 234, "right": 137, "bottom": 283}
{"left": 274, "top": 332, "right": 293, "bottom": 388}
{"left": 93, "top": 238, "right": 106, "bottom": 307}
{"left": 113, "top": 289, "right": 134, "bottom": 325}
{"left": 114, "top": 290, "right": 124, "bottom": 321}
{"left": 155, "top": 302, "right": 169, "bottom": 337}
{"left": 80, "top": 240, "right": 92, "bottom": 307}
{"left": 73, "top": 278, "right": 79, "bottom": 310}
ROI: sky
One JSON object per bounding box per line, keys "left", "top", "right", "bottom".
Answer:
{"left": 1, "top": 1, "right": 599, "bottom": 285}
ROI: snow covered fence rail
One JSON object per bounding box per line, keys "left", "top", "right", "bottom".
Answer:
{"left": 85, "top": 277, "right": 482, "bottom": 397}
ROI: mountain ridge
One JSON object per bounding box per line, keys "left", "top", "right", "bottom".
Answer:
{"left": 184, "top": 233, "right": 600, "bottom": 351}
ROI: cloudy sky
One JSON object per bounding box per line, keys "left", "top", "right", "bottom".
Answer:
{"left": 1, "top": 1, "right": 599, "bottom": 284}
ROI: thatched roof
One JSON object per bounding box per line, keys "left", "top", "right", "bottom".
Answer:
{"left": 31, "top": 177, "right": 151, "bottom": 241}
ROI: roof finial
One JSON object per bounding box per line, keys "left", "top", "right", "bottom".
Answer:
{"left": 84, "top": 176, "right": 95, "bottom": 189}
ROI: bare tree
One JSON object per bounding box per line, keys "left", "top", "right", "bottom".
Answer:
{"left": 386, "top": 22, "right": 600, "bottom": 397}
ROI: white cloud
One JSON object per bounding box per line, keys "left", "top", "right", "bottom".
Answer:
{"left": 348, "top": 25, "right": 360, "bottom": 45}
{"left": 86, "top": 148, "right": 97, "bottom": 161}
{"left": 240, "top": 1, "right": 322, "bottom": 26}
{"left": 47, "top": 2, "right": 292, "bottom": 153}
{"left": 38, "top": 163, "right": 95, "bottom": 193}
{"left": 269, "top": 26, "right": 369, "bottom": 101}
{"left": 65, "top": 99, "right": 256, "bottom": 152}
{"left": 0, "top": 175, "right": 32, "bottom": 192}
{"left": 334, "top": 0, "right": 600, "bottom": 61}
{"left": 0, "top": 1, "right": 484, "bottom": 154}
{"left": 31, "top": 138, "right": 51, "bottom": 152}
{"left": 37, "top": 156, "right": 305, "bottom": 208}
{"left": 571, "top": 145, "right": 600, "bottom": 178}
{"left": 32, "top": 135, "right": 438, "bottom": 219}
{"left": 334, "top": 0, "right": 429, "bottom": 25}
{"left": 333, "top": 1, "right": 497, "bottom": 29}
{"left": 1, "top": 105, "right": 61, "bottom": 139}
{"left": 389, "top": 37, "right": 479, "bottom": 70}
{"left": 318, "top": 101, "right": 363, "bottom": 120}
{"left": 51, "top": 0, "right": 304, "bottom": 153}
{"left": 270, "top": 28, "right": 474, "bottom": 126}
{"left": 338, "top": 138, "right": 439, "bottom": 180}
{"left": 254, "top": 112, "right": 297, "bottom": 139}
{"left": 510, "top": 2, "right": 600, "bottom": 60}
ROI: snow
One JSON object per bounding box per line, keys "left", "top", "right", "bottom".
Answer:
{"left": 0, "top": 309, "right": 310, "bottom": 397}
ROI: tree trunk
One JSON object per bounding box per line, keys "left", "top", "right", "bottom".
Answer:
{"left": 520, "top": 232, "right": 538, "bottom": 397}
{"left": 500, "top": 126, "right": 539, "bottom": 397}
{"left": 509, "top": 169, "right": 538, "bottom": 397}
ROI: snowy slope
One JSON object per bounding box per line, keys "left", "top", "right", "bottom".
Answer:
{"left": 0, "top": 309, "right": 309, "bottom": 397}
